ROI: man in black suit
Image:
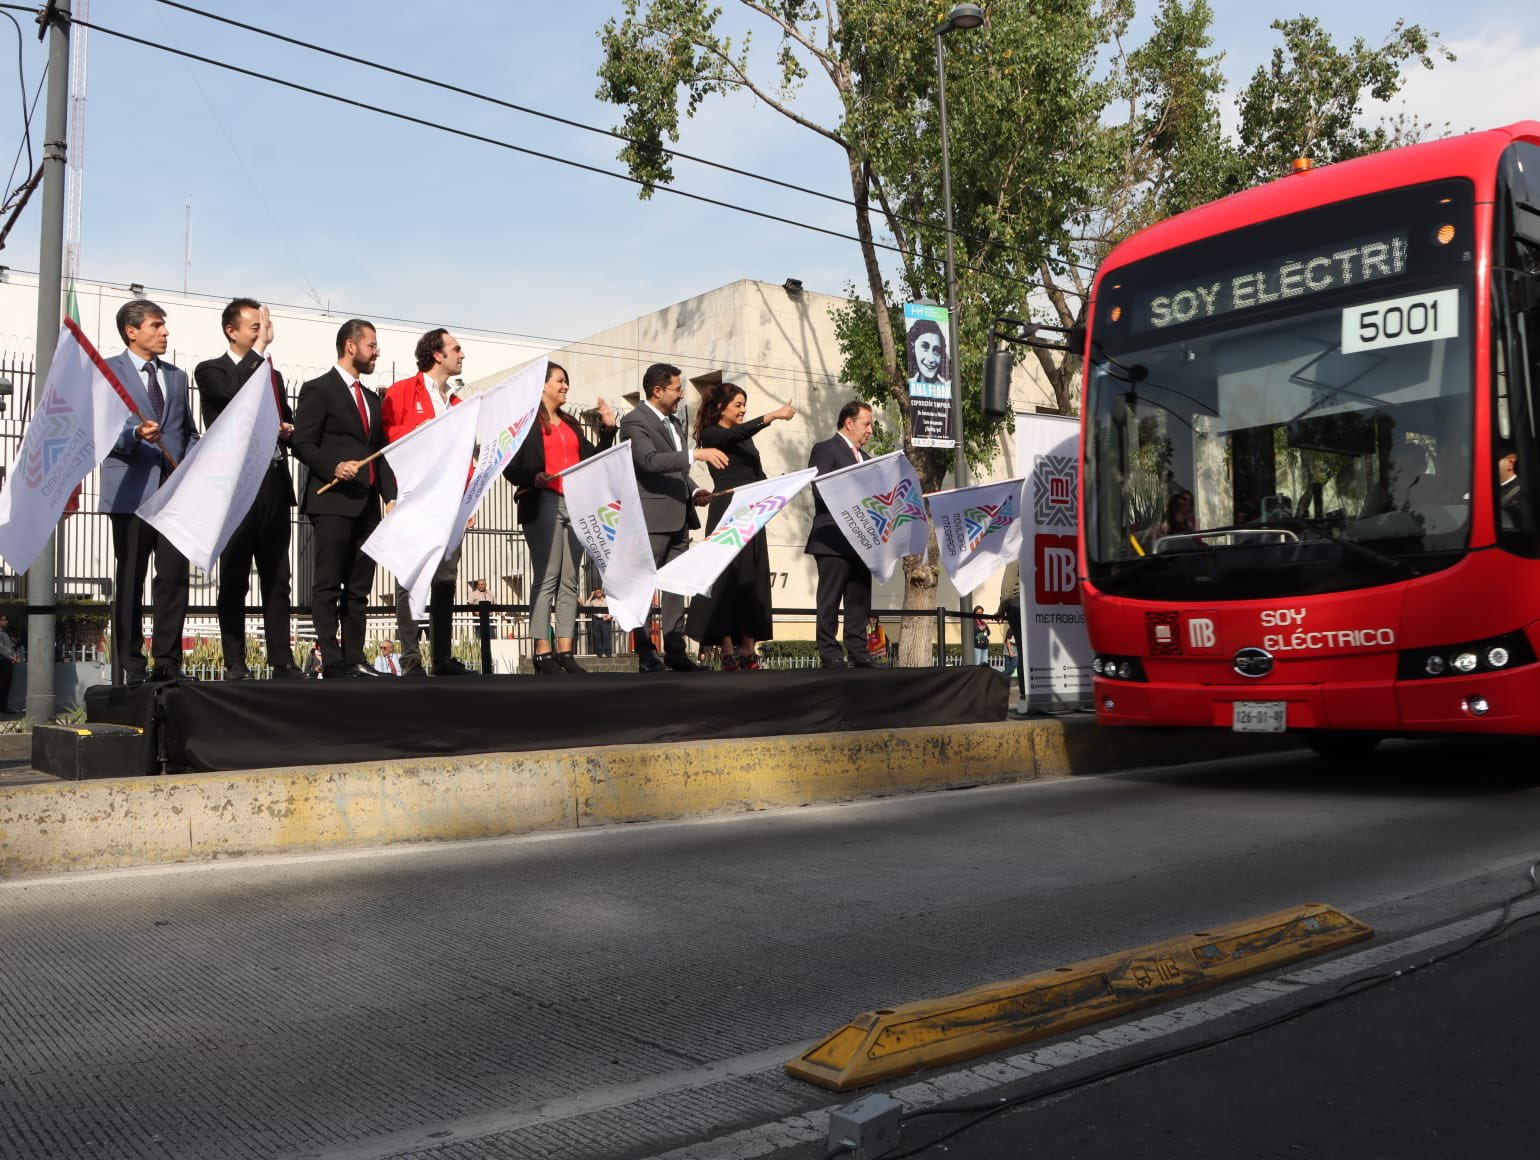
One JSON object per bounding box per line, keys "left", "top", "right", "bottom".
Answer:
{"left": 194, "top": 298, "right": 302, "bottom": 681}
{"left": 290, "top": 319, "right": 395, "bottom": 679}
{"left": 805, "top": 400, "right": 876, "bottom": 669}
{"left": 618, "top": 362, "right": 728, "bottom": 671}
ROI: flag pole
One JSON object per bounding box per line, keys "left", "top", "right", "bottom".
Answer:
{"left": 24, "top": 0, "right": 71, "bottom": 720}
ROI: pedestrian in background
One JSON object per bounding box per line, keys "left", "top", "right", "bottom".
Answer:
{"left": 0, "top": 612, "right": 16, "bottom": 712}
{"left": 972, "top": 605, "right": 991, "bottom": 666}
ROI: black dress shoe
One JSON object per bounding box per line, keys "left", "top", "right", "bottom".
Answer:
{"left": 849, "top": 657, "right": 876, "bottom": 668}
{"left": 268, "top": 665, "right": 304, "bottom": 680}
{"left": 223, "top": 666, "right": 251, "bottom": 682}
{"left": 637, "top": 652, "right": 668, "bottom": 673}
{"left": 664, "top": 651, "right": 709, "bottom": 672}
{"left": 553, "top": 651, "right": 587, "bottom": 674}
{"left": 352, "top": 663, "right": 383, "bottom": 678}
{"left": 124, "top": 670, "right": 149, "bottom": 687}
{"left": 821, "top": 658, "right": 850, "bottom": 670}
{"left": 150, "top": 665, "right": 192, "bottom": 682}
{"left": 532, "top": 653, "right": 565, "bottom": 675}
{"left": 432, "top": 657, "right": 473, "bottom": 676}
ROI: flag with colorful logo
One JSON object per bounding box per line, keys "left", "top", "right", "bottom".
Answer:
{"left": 928, "top": 477, "right": 1026, "bottom": 597}
{"left": 0, "top": 320, "right": 137, "bottom": 573}
{"left": 139, "top": 357, "right": 284, "bottom": 571}
{"left": 445, "top": 358, "right": 547, "bottom": 556}
{"left": 563, "top": 441, "right": 657, "bottom": 631}
{"left": 655, "top": 467, "right": 819, "bottom": 597}
{"left": 812, "top": 450, "right": 929, "bottom": 583}
{"left": 365, "top": 395, "right": 484, "bottom": 618}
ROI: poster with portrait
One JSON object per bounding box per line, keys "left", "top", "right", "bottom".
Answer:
{"left": 903, "top": 301, "right": 954, "bottom": 449}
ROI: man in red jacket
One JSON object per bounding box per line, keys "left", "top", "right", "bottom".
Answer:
{"left": 380, "top": 328, "right": 473, "bottom": 676}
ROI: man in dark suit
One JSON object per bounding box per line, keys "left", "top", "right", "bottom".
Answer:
{"left": 194, "top": 298, "right": 301, "bottom": 681}
{"left": 102, "top": 299, "right": 200, "bottom": 684}
{"left": 805, "top": 400, "right": 876, "bottom": 669}
{"left": 618, "top": 362, "right": 728, "bottom": 671}
{"left": 290, "top": 319, "right": 395, "bottom": 679}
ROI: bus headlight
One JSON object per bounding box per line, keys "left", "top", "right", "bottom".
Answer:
{"left": 1452, "top": 651, "right": 1479, "bottom": 673}
{"left": 1424, "top": 655, "right": 1446, "bottom": 676}
{"left": 1091, "top": 657, "right": 1104, "bottom": 675}
{"left": 1486, "top": 646, "right": 1510, "bottom": 669}
{"left": 1399, "top": 631, "right": 1535, "bottom": 680}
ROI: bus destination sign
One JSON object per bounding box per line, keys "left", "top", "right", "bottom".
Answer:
{"left": 1133, "top": 231, "right": 1409, "bottom": 333}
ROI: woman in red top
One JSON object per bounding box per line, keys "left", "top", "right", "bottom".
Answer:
{"left": 503, "top": 362, "right": 616, "bottom": 673}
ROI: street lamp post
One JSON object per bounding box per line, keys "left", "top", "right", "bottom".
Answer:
{"left": 935, "top": 2, "right": 984, "bottom": 492}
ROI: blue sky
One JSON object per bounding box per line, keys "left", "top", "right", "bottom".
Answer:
{"left": 1, "top": 1, "right": 1533, "bottom": 345}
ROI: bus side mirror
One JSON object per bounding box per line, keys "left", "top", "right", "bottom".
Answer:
{"left": 983, "top": 348, "right": 1013, "bottom": 421}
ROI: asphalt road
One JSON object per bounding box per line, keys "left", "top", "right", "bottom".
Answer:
{"left": 3, "top": 738, "right": 1540, "bottom": 1159}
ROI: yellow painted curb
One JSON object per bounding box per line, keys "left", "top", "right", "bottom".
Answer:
{"left": 786, "top": 902, "right": 1372, "bottom": 1090}
{"left": 0, "top": 720, "right": 1297, "bottom": 876}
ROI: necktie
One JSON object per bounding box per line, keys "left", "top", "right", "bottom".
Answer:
{"left": 669, "top": 416, "right": 682, "bottom": 452}
{"left": 351, "top": 382, "right": 376, "bottom": 485}
{"left": 144, "top": 361, "right": 165, "bottom": 421}
{"left": 851, "top": 441, "right": 860, "bottom": 464}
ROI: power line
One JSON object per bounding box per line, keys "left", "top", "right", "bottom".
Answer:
{"left": 0, "top": 11, "right": 42, "bottom": 198}
{"left": 149, "top": 0, "right": 1102, "bottom": 279}
{"left": 47, "top": 6, "right": 1084, "bottom": 299}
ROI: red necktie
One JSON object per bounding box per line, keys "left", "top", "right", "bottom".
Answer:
{"left": 351, "top": 382, "right": 375, "bottom": 485}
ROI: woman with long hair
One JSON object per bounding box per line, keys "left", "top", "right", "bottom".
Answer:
{"left": 503, "top": 362, "right": 616, "bottom": 674}
{"left": 687, "top": 382, "right": 795, "bottom": 669}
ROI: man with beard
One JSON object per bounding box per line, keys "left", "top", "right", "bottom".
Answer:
{"left": 380, "top": 328, "right": 473, "bottom": 676}
{"left": 291, "top": 319, "right": 395, "bottom": 678}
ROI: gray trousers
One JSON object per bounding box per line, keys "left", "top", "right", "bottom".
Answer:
{"left": 394, "top": 542, "right": 462, "bottom": 668}
{"left": 527, "top": 490, "right": 583, "bottom": 645}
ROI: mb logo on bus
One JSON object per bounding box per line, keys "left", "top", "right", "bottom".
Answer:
{"left": 1034, "top": 534, "right": 1080, "bottom": 605}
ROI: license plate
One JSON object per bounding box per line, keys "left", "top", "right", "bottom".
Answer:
{"left": 1232, "top": 701, "right": 1286, "bottom": 733}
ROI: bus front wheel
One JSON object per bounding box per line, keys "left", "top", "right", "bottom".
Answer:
{"left": 1302, "top": 731, "right": 1382, "bottom": 761}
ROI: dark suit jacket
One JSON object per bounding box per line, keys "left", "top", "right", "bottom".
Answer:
{"left": 193, "top": 350, "right": 296, "bottom": 505}
{"left": 291, "top": 368, "right": 396, "bottom": 517}
{"left": 99, "top": 352, "right": 200, "bottom": 514}
{"left": 503, "top": 412, "right": 617, "bottom": 526}
{"left": 804, "top": 432, "right": 870, "bottom": 560}
{"left": 619, "top": 402, "right": 699, "bottom": 534}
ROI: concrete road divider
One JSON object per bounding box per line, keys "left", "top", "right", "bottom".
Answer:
{"left": 785, "top": 903, "right": 1373, "bottom": 1090}
{"left": 0, "top": 718, "right": 1298, "bottom": 876}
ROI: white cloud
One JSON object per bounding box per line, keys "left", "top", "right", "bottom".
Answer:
{"left": 1369, "top": 29, "right": 1540, "bottom": 136}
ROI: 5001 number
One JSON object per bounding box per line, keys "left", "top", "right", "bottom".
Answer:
{"left": 1341, "top": 288, "right": 1458, "bottom": 354}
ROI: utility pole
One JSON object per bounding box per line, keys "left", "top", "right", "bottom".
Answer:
{"left": 26, "top": 0, "right": 72, "bottom": 723}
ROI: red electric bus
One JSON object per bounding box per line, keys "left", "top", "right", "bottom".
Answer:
{"left": 1080, "top": 123, "right": 1540, "bottom": 756}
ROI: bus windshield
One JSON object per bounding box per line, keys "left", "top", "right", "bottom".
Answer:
{"left": 1086, "top": 178, "right": 1476, "bottom": 601}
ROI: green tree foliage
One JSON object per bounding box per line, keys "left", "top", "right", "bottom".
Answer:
{"left": 595, "top": 1, "right": 1448, "bottom": 650}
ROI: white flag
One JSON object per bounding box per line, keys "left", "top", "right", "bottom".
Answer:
{"left": 139, "top": 357, "right": 282, "bottom": 572}
{"left": 0, "top": 321, "right": 136, "bottom": 573}
{"left": 446, "top": 358, "right": 547, "bottom": 555}
{"left": 929, "top": 477, "right": 1026, "bottom": 597}
{"left": 811, "top": 450, "right": 930, "bottom": 583}
{"left": 562, "top": 441, "right": 657, "bottom": 631}
{"left": 364, "top": 396, "right": 483, "bottom": 618}
{"left": 655, "top": 467, "right": 819, "bottom": 597}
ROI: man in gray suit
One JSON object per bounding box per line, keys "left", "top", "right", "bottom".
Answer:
{"left": 618, "top": 362, "right": 728, "bottom": 671}
{"left": 102, "top": 299, "right": 200, "bottom": 684}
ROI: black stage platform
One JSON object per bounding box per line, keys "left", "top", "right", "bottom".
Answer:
{"left": 85, "top": 666, "right": 1007, "bottom": 774}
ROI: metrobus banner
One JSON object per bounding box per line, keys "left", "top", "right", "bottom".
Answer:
{"left": 655, "top": 467, "right": 818, "bottom": 597}
{"left": 1016, "top": 412, "right": 1092, "bottom": 708}
{"left": 928, "top": 476, "right": 1025, "bottom": 597}
{"left": 139, "top": 356, "right": 282, "bottom": 572}
{"left": 0, "top": 321, "right": 136, "bottom": 574}
{"left": 563, "top": 441, "right": 657, "bottom": 632}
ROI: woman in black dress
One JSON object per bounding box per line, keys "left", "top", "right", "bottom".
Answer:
{"left": 689, "top": 383, "right": 796, "bottom": 669}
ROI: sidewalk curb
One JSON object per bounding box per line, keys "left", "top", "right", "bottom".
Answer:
{"left": 0, "top": 720, "right": 1294, "bottom": 876}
